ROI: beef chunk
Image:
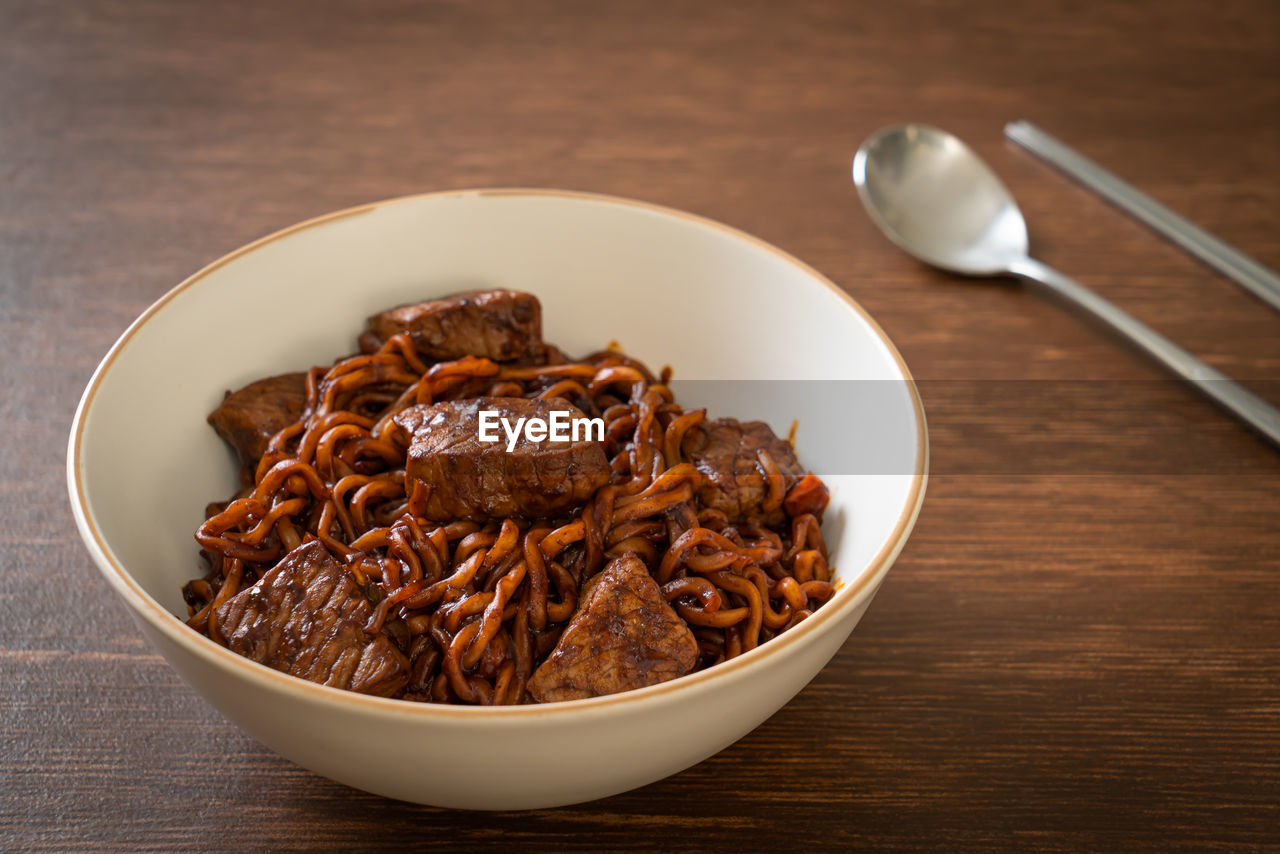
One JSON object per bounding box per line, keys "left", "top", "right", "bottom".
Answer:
{"left": 527, "top": 553, "right": 697, "bottom": 702}
{"left": 392, "top": 397, "right": 609, "bottom": 521}
{"left": 681, "top": 418, "right": 808, "bottom": 524}
{"left": 207, "top": 372, "right": 307, "bottom": 467}
{"left": 366, "top": 289, "right": 542, "bottom": 362}
{"left": 213, "top": 541, "right": 409, "bottom": 697}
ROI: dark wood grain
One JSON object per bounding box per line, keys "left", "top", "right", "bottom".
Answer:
{"left": 2, "top": 0, "right": 1278, "bottom": 850}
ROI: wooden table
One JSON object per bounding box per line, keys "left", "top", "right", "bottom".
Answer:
{"left": 3, "top": 1, "right": 1277, "bottom": 849}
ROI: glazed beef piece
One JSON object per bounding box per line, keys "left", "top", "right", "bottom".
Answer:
{"left": 366, "top": 289, "right": 543, "bottom": 362}
{"left": 391, "top": 397, "right": 610, "bottom": 522}
{"left": 682, "top": 418, "right": 821, "bottom": 524}
{"left": 527, "top": 553, "right": 697, "bottom": 702}
{"left": 207, "top": 372, "right": 308, "bottom": 467}
{"left": 213, "top": 541, "right": 409, "bottom": 697}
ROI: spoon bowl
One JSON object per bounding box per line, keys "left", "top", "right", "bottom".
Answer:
{"left": 853, "top": 125, "right": 1028, "bottom": 276}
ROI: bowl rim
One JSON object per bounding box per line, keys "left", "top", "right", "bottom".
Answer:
{"left": 66, "top": 187, "right": 929, "bottom": 721}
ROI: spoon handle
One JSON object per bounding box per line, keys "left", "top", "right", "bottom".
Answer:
{"left": 1008, "top": 256, "right": 1280, "bottom": 447}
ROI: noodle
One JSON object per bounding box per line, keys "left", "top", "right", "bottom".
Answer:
{"left": 185, "top": 329, "right": 834, "bottom": 705}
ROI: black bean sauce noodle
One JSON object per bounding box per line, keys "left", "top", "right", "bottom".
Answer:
{"left": 184, "top": 318, "right": 834, "bottom": 705}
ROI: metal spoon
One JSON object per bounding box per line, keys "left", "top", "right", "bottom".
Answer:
{"left": 852, "top": 124, "right": 1280, "bottom": 448}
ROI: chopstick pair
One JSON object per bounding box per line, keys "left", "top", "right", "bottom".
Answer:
{"left": 1004, "top": 120, "right": 1280, "bottom": 313}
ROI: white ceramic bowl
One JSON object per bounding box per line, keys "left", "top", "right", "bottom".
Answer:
{"left": 67, "top": 189, "right": 927, "bottom": 809}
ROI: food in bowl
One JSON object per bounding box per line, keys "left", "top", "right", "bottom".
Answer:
{"left": 185, "top": 288, "right": 836, "bottom": 705}
{"left": 70, "top": 189, "right": 926, "bottom": 807}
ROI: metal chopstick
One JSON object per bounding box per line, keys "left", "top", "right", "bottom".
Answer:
{"left": 1005, "top": 120, "right": 1280, "bottom": 313}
